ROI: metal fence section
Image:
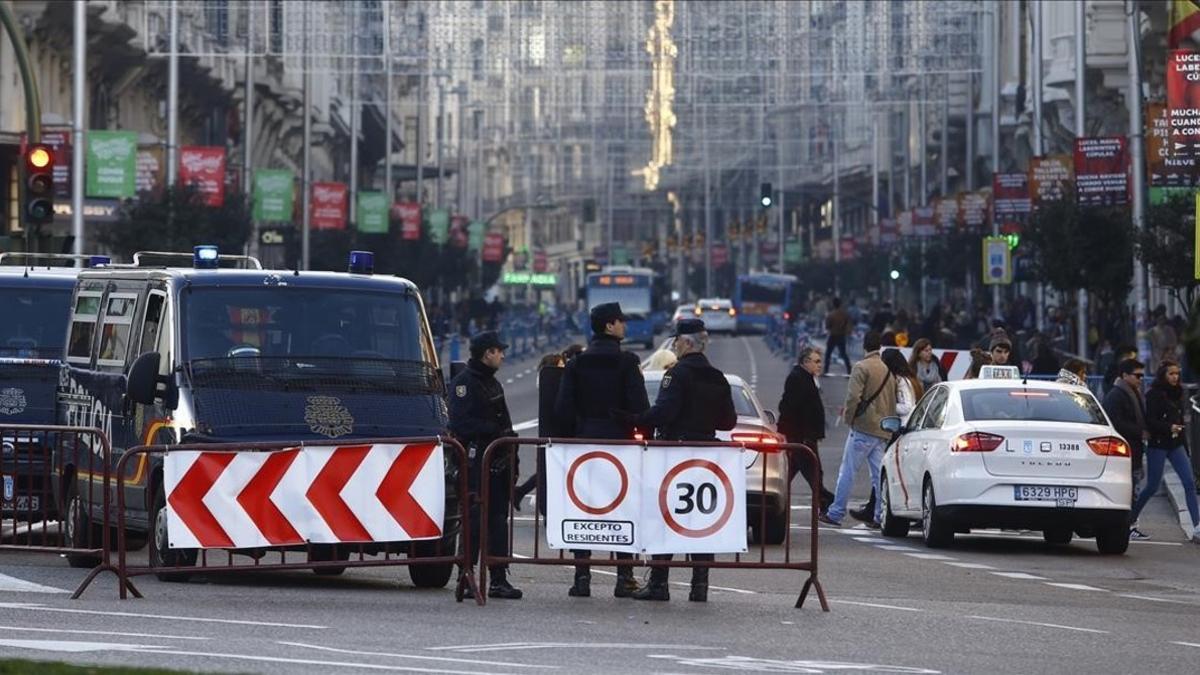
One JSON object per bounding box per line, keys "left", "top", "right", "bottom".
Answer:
{"left": 0, "top": 424, "right": 119, "bottom": 598}
{"left": 477, "top": 436, "right": 829, "bottom": 610}
{"left": 75, "top": 437, "right": 479, "bottom": 603}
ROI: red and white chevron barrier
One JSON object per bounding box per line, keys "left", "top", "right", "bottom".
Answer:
{"left": 163, "top": 442, "right": 445, "bottom": 549}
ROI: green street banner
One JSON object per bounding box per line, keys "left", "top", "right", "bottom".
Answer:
{"left": 784, "top": 239, "right": 803, "bottom": 264}
{"left": 428, "top": 208, "right": 450, "bottom": 245}
{"left": 357, "top": 191, "right": 389, "bottom": 233}
{"left": 468, "top": 221, "right": 486, "bottom": 251}
{"left": 86, "top": 130, "right": 137, "bottom": 198}
{"left": 253, "top": 169, "right": 294, "bottom": 221}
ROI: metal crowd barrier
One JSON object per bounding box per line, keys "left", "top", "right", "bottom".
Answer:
{"left": 477, "top": 436, "right": 829, "bottom": 610}
{"left": 0, "top": 424, "right": 117, "bottom": 599}
{"left": 76, "top": 436, "right": 479, "bottom": 603}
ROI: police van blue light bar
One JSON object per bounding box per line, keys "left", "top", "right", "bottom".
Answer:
{"left": 348, "top": 250, "right": 374, "bottom": 274}
{"left": 87, "top": 256, "right": 110, "bottom": 267}
{"left": 193, "top": 245, "right": 219, "bottom": 269}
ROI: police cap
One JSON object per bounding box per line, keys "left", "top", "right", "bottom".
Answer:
{"left": 470, "top": 330, "right": 508, "bottom": 353}
{"left": 590, "top": 302, "right": 627, "bottom": 327}
{"left": 673, "top": 318, "right": 707, "bottom": 336}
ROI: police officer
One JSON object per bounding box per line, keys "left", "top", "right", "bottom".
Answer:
{"left": 448, "top": 331, "right": 522, "bottom": 600}
{"left": 555, "top": 302, "right": 649, "bottom": 598}
{"left": 629, "top": 319, "right": 736, "bottom": 603}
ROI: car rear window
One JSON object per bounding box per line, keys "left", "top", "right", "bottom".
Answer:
{"left": 645, "top": 380, "right": 758, "bottom": 417}
{"left": 960, "top": 388, "right": 1107, "bottom": 425}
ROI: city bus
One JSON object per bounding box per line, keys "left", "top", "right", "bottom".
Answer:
{"left": 733, "top": 272, "right": 798, "bottom": 333}
{"left": 584, "top": 266, "right": 657, "bottom": 349}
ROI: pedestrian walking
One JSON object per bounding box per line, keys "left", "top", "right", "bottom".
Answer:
{"left": 625, "top": 319, "right": 737, "bottom": 603}
{"left": 1056, "top": 358, "right": 1089, "bottom": 387}
{"left": 1129, "top": 360, "right": 1200, "bottom": 541}
{"left": 448, "top": 331, "right": 522, "bottom": 600}
{"left": 1103, "top": 358, "right": 1148, "bottom": 537}
{"left": 819, "top": 331, "right": 897, "bottom": 528}
{"left": 555, "top": 303, "right": 648, "bottom": 598}
{"left": 908, "top": 338, "right": 946, "bottom": 391}
{"left": 777, "top": 346, "right": 835, "bottom": 509}
{"left": 823, "top": 297, "right": 852, "bottom": 376}
{"left": 848, "top": 348, "right": 923, "bottom": 524}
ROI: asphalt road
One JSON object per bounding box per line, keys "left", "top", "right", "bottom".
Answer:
{"left": 1, "top": 334, "right": 1198, "bottom": 674}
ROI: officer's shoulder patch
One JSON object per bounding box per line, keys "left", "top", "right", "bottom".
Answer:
{"left": 455, "top": 385, "right": 467, "bottom": 398}
{"left": 661, "top": 374, "right": 672, "bottom": 389}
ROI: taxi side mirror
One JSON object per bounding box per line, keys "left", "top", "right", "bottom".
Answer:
{"left": 126, "top": 351, "right": 162, "bottom": 406}
{"left": 880, "top": 416, "right": 903, "bottom": 434}
{"left": 763, "top": 409, "right": 778, "bottom": 426}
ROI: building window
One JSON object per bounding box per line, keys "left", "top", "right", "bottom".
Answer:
{"left": 269, "top": 0, "right": 283, "bottom": 53}
{"left": 471, "top": 39, "right": 484, "bottom": 81}
{"left": 205, "top": 0, "right": 229, "bottom": 47}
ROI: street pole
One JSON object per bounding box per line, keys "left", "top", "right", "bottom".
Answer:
{"left": 71, "top": 0, "right": 85, "bottom": 259}
{"left": 383, "top": 6, "right": 392, "bottom": 204}
{"left": 436, "top": 79, "right": 445, "bottom": 209}
{"left": 919, "top": 80, "right": 928, "bottom": 315}
{"left": 777, "top": 147, "right": 785, "bottom": 274}
{"left": 475, "top": 112, "right": 484, "bottom": 217}
{"left": 243, "top": 5, "right": 254, "bottom": 201}
{"left": 991, "top": 1, "right": 1002, "bottom": 321}
{"left": 872, "top": 114, "right": 880, "bottom": 228}
{"left": 349, "top": 59, "right": 358, "bottom": 226}
{"left": 940, "top": 76, "right": 949, "bottom": 197}
{"left": 301, "top": 4, "right": 311, "bottom": 270}
{"left": 965, "top": 70, "right": 975, "bottom": 311}
{"left": 456, "top": 87, "right": 466, "bottom": 212}
{"left": 1127, "top": 0, "right": 1149, "bottom": 360}
{"left": 832, "top": 128, "right": 841, "bottom": 286}
{"left": 903, "top": 108, "right": 912, "bottom": 210}
{"left": 415, "top": 72, "right": 424, "bottom": 204}
{"left": 704, "top": 126, "right": 713, "bottom": 297}
{"left": 0, "top": 1, "right": 42, "bottom": 144}
{"left": 1075, "top": 0, "right": 1090, "bottom": 358}
{"left": 1032, "top": 0, "right": 1046, "bottom": 335}
{"left": 166, "top": 0, "right": 179, "bottom": 188}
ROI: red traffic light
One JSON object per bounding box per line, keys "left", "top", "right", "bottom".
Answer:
{"left": 26, "top": 144, "right": 53, "bottom": 171}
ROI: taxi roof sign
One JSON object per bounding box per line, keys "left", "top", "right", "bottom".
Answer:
{"left": 978, "top": 365, "right": 1020, "bottom": 380}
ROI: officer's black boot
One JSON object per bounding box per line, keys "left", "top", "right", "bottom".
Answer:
{"left": 689, "top": 566, "right": 709, "bottom": 603}
{"left": 567, "top": 566, "right": 591, "bottom": 597}
{"left": 488, "top": 568, "right": 523, "bottom": 600}
{"left": 632, "top": 566, "right": 669, "bottom": 602}
{"left": 613, "top": 564, "right": 641, "bottom": 598}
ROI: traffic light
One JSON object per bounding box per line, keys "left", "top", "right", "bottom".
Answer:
{"left": 759, "top": 182, "right": 773, "bottom": 208}
{"left": 23, "top": 144, "right": 54, "bottom": 226}
{"left": 1004, "top": 233, "right": 1020, "bottom": 250}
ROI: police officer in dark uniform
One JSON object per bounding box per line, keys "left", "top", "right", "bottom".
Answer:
{"left": 555, "top": 302, "right": 649, "bottom": 598}
{"left": 448, "top": 331, "right": 522, "bottom": 600}
{"left": 630, "top": 318, "right": 736, "bottom": 603}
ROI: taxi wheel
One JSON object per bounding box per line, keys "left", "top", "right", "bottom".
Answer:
{"left": 1095, "top": 525, "right": 1130, "bottom": 555}
{"left": 879, "top": 474, "right": 910, "bottom": 538}
{"left": 1042, "top": 527, "right": 1073, "bottom": 546}
{"left": 921, "top": 480, "right": 954, "bottom": 549}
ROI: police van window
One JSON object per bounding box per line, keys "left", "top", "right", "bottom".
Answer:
{"left": 0, "top": 287, "right": 71, "bottom": 359}
{"left": 67, "top": 292, "right": 102, "bottom": 364}
{"left": 97, "top": 293, "right": 138, "bottom": 371}
{"left": 138, "top": 291, "right": 166, "bottom": 356}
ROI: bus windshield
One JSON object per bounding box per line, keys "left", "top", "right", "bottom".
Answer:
{"left": 739, "top": 281, "right": 787, "bottom": 304}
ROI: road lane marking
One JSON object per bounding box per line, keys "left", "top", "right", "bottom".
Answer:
{"left": 0, "top": 603, "right": 325, "bottom": 629}
{"left": 942, "top": 562, "right": 996, "bottom": 570}
{"left": 513, "top": 420, "right": 538, "bottom": 432}
{"left": 0, "top": 573, "right": 68, "bottom": 594}
{"left": 0, "top": 625, "right": 208, "bottom": 641}
{"left": 0, "top": 638, "right": 164, "bottom": 653}
{"left": 1119, "top": 594, "right": 1200, "bottom": 605}
{"left": 278, "top": 641, "right": 555, "bottom": 668}
{"left": 966, "top": 615, "right": 1108, "bottom": 634}
{"left": 851, "top": 537, "right": 879, "bottom": 543}
{"left": 988, "top": 572, "right": 1047, "bottom": 580}
{"left": 738, "top": 336, "right": 759, "bottom": 388}
{"left": 1172, "top": 641, "right": 1200, "bottom": 649}
{"left": 875, "top": 545, "right": 918, "bottom": 552}
{"left": 904, "top": 553, "right": 957, "bottom": 561}
{"left": 430, "top": 642, "right": 725, "bottom": 653}
{"left": 506, "top": 379, "right": 515, "bottom": 384}
{"left": 1043, "top": 582, "right": 1108, "bottom": 592}
{"left": 830, "top": 600, "right": 923, "bottom": 612}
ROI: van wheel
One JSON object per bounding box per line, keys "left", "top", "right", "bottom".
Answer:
{"left": 921, "top": 480, "right": 953, "bottom": 548}
{"left": 408, "top": 538, "right": 455, "bottom": 588}
{"left": 1043, "top": 527, "right": 1073, "bottom": 546}
{"left": 308, "top": 545, "right": 350, "bottom": 576}
{"left": 880, "top": 474, "right": 910, "bottom": 538}
{"left": 151, "top": 488, "right": 197, "bottom": 582}
{"left": 64, "top": 484, "right": 103, "bottom": 569}
{"left": 1095, "top": 525, "right": 1130, "bottom": 555}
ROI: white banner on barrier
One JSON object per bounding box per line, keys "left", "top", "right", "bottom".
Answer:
{"left": 545, "top": 444, "right": 747, "bottom": 555}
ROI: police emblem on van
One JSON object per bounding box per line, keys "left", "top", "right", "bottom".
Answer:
{"left": 0, "top": 388, "right": 27, "bottom": 415}
{"left": 304, "top": 395, "right": 354, "bottom": 438}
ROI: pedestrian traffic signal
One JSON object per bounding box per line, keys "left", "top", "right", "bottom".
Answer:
{"left": 23, "top": 144, "right": 54, "bottom": 226}
{"left": 759, "top": 182, "right": 773, "bottom": 208}
{"left": 1004, "top": 233, "right": 1020, "bottom": 250}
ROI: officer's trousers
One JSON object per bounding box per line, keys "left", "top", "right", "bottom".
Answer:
{"left": 648, "top": 553, "right": 713, "bottom": 586}
{"left": 468, "top": 471, "right": 513, "bottom": 574}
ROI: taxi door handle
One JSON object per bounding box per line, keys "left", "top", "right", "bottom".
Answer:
{"left": 920, "top": 442, "right": 930, "bottom": 452}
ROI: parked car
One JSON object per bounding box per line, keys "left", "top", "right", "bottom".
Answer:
{"left": 693, "top": 298, "right": 737, "bottom": 333}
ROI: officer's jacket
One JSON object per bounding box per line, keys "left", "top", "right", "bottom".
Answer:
{"left": 555, "top": 335, "right": 649, "bottom": 439}
{"left": 448, "top": 358, "right": 514, "bottom": 451}
{"left": 640, "top": 352, "right": 737, "bottom": 442}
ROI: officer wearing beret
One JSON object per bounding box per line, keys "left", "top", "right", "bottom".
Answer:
{"left": 448, "top": 331, "right": 522, "bottom": 600}
{"left": 631, "top": 318, "right": 736, "bottom": 603}
{"left": 554, "top": 302, "right": 649, "bottom": 598}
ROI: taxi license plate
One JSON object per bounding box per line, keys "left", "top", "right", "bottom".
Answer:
{"left": 1014, "top": 485, "right": 1077, "bottom": 505}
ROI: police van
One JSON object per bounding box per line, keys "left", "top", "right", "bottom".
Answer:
{"left": 0, "top": 253, "right": 109, "bottom": 527}
{"left": 57, "top": 247, "right": 456, "bottom": 584}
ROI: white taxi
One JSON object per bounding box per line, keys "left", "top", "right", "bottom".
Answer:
{"left": 878, "top": 366, "right": 1132, "bottom": 555}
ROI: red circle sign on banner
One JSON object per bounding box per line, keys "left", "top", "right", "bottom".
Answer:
{"left": 566, "top": 451, "right": 628, "bottom": 516}
{"left": 657, "top": 459, "right": 735, "bottom": 538}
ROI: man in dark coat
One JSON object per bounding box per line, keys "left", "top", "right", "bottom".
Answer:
{"left": 777, "top": 346, "right": 835, "bottom": 509}
{"left": 555, "top": 302, "right": 649, "bottom": 598}
{"left": 448, "top": 331, "right": 522, "bottom": 599}
{"left": 629, "top": 319, "right": 736, "bottom": 603}
{"left": 1102, "top": 358, "right": 1147, "bottom": 527}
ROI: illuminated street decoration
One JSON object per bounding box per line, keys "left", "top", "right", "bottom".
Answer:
{"left": 635, "top": 0, "right": 677, "bottom": 191}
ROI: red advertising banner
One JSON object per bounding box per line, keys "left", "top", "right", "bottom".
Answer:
{"left": 179, "top": 146, "right": 227, "bottom": 207}
{"left": 1028, "top": 155, "right": 1074, "bottom": 206}
{"left": 392, "top": 202, "right": 422, "bottom": 240}
{"left": 935, "top": 197, "right": 959, "bottom": 233}
{"left": 912, "top": 206, "right": 936, "bottom": 237}
{"left": 533, "top": 249, "right": 548, "bottom": 273}
{"left": 311, "top": 182, "right": 348, "bottom": 230}
{"left": 992, "top": 173, "right": 1031, "bottom": 221}
{"left": 1074, "top": 137, "right": 1129, "bottom": 206}
{"left": 482, "top": 232, "right": 505, "bottom": 263}
{"left": 711, "top": 243, "right": 728, "bottom": 267}
{"left": 1147, "top": 101, "right": 1200, "bottom": 187}
{"left": 838, "top": 236, "right": 857, "bottom": 261}
{"left": 878, "top": 218, "right": 899, "bottom": 245}
{"left": 758, "top": 239, "right": 779, "bottom": 265}
{"left": 897, "top": 210, "right": 913, "bottom": 237}
{"left": 1167, "top": 50, "right": 1200, "bottom": 156}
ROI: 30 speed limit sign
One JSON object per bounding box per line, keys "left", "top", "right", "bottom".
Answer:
{"left": 641, "top": 447, "right": 747, "bottom": 554}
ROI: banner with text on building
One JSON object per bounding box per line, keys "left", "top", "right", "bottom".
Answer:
{"left": 1167, "top": 50, "right": 1200, "bottom": 157}
{"left": 86, "top": 130, "right": 137, "bottom": 199}
{"left": 1074, "top": 137, "right": 1129, "bottom": 207}
{"left": 253, "top": 170, "right": 294, "bottom": 221}
{"left": 311, "top": 182, "right": 348, "bottom": 230}
{"left": 178, "top": 146, "right": 227, "bottom": 207}
{"left": 356, "top": 191, "right": 389, "bottom": 233}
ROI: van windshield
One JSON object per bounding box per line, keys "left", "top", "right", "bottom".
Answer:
{"left": 0, "top": 288, "right": 71, "bottom": 359}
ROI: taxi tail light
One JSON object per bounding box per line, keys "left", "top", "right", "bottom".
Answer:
{"left": 728, "top": 308, "right": 737, "bottom": 316}
{"left": 1087, "top": 436, "right": 1130, "bottom": 457}
{"left": 732, "top": 432, "right": 781, "bottom": 445}
{"left": 951, "top": 432, "right": 1004, "bottom": 453}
